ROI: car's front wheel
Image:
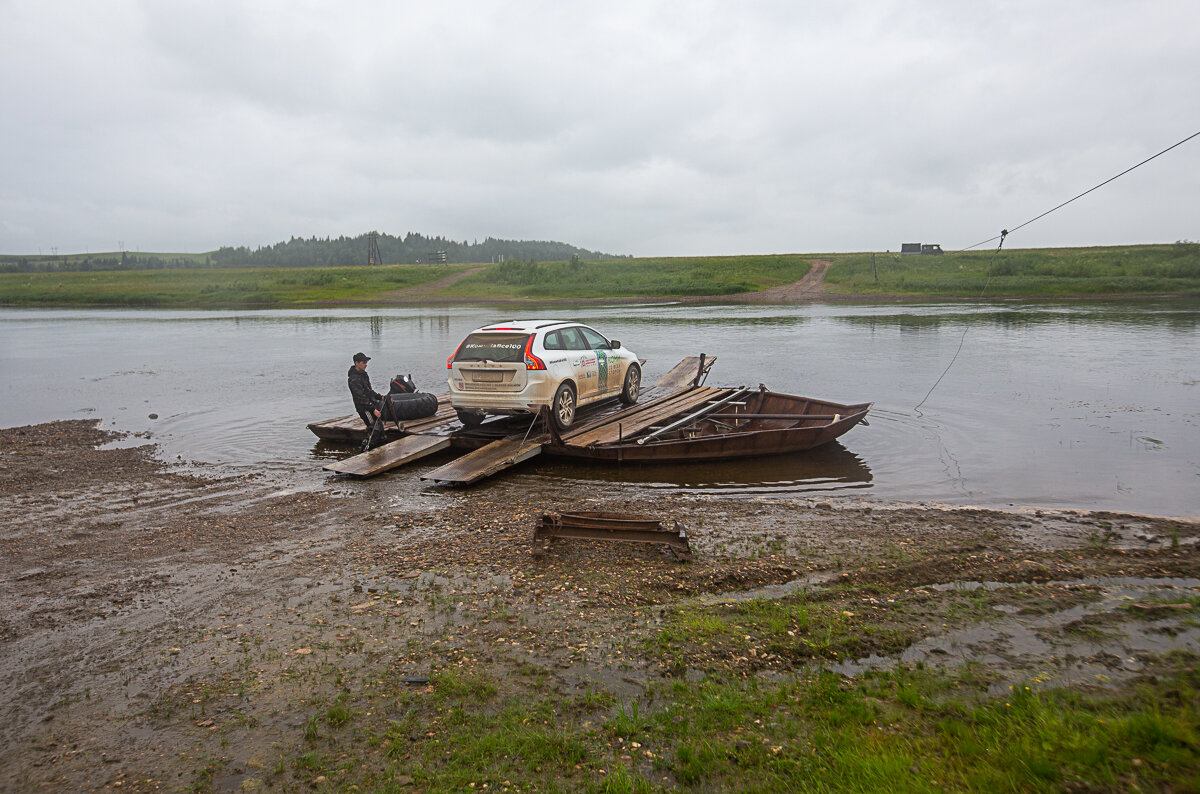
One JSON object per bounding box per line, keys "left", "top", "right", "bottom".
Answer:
{"left": 619, "top": 364, "right": 641, "bottom": 405}
{"left": 455, "top": 408, "right": 485, "bottom": 428}
{"left": 552, "top": 382, "right": 576, "bottom": 430}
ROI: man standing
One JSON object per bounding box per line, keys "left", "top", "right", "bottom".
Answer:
{"left": 347, "top": 352, "right": 383, "bottom": 428}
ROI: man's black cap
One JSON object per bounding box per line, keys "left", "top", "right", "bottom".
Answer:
{"left": 353, "top": 352, "right": 371, "bottom": 363}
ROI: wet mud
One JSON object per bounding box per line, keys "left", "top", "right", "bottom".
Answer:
{"left": 1, "top": 420, "right": 1197, "bottom": 791}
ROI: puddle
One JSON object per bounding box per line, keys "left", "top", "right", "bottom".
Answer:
{"left": 832, "top": 577, "right": 1200, "bottom": 690}
{"left": 696, "top": 571, "right": 843, "bottom": 605}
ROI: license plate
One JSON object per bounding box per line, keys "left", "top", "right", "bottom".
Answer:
{"left": 472, "top": 371, "right": 503, "bottom": 382}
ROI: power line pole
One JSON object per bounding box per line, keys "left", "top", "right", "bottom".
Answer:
{"left": 367, "top": 232, "right": 381, "bottom": 266}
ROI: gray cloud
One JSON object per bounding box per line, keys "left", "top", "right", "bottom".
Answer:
{"left": 2, "top": 0, "right": 1197, "bottom": 257}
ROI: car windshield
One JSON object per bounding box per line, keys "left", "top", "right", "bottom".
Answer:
{"left": 454, "top": 332, "right": 529, "bottom": 363}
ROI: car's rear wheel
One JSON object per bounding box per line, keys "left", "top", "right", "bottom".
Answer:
{"left": 552, "top": 382, "right": 576, "bottom": 430}
{"left": 455, "top": 408, "right": 485, "bottom": 428}
{"left": 619, "top": 364, "right": 641, "bottom": 405}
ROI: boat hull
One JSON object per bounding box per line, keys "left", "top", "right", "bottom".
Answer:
{"left": 550, "top": 390, "right": 870, "bottom": 462}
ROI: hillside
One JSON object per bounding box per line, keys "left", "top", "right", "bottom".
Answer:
{"left": 0, "top": 231, "right": 626, "bottom": 274}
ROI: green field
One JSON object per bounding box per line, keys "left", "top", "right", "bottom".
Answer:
{"left": 442, "top": 254, "right": 814, "bottom": 300}
{"left": 823, "top": 243, "right": 1200, "bottom": 297}
{"left": 0, "top": 263, "right": 468, "bottom": 306}
{"left": 0, "top": 244, "right": 1197, "bottom": 306}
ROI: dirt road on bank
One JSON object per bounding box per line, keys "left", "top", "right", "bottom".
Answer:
{"left": 715, "top": 259, "right": 831, "bottom": 303}
{"left": 304, "top": 259, "right": 832, "bottom": 308}
{"left": 1, "top": 421, "right": 1197, "bottom": 791}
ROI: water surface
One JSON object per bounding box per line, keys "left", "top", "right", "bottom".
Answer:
{"left": 1, "top": 300, "right": 1196, "bottom": 515}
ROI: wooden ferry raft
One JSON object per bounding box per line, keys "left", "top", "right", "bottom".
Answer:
{"left": 313, "top": 357, "right": 711, "bottom": 479}
{"left": 313, "top": 356, "right": 871, "bottom": 485}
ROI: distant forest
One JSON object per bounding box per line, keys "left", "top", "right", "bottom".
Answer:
{"left": 0, "top": 232, "right": 627, "bottom": 273}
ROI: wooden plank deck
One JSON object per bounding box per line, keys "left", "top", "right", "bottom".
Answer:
{"left": 307, "top": 413, "right": 397, "bottom": 443}
{"left": 308, "top": 393, "right": 457, "bottom": 442}
{"left": 561, "top": 387, "right": 726, "bottom": 446}
{"left": 651, "top": 355, "right": 714, "bottom": 390}
{"left": 419, "top": 438, "right": 544, "bottom": 485}
{"left": 322, "top": 434, "right": 452, "bottom": 477}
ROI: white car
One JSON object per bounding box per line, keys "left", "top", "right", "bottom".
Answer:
{"left": 446, "top": 319, "right": 641, "bottom": 430}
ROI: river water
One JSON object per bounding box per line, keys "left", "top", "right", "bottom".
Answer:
{"left": 1, "top": 300, "right": 1196, "bottom": 516}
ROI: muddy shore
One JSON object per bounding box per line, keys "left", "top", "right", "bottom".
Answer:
{"left": 1, "top": 420, "right": 1197, "bottom": 791}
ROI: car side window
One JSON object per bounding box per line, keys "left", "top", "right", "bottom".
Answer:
{"left": 560, "top": 327, "right": 589, "bottom": 351}
{"left": 543, "top": 330, "right": 565, "bottom": 350}
{"left": 579, "top": 327, "right": 610, "bottom": 350}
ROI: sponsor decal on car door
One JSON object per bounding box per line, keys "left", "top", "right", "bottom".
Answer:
{"left": 562, "top": 327, "right": 598, "bottom": 399}
{"left": 579, "top": 326, "right": 618, "bottom": 396}
{"left": 574, "top": 352, "right": 598, "bottom": 399}
{"left": 596, "top": 350, "right": 608, "bottom": 392}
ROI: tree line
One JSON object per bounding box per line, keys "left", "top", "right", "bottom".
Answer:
{"left": 0, "top": 232, "right": 627, "bottom": 273}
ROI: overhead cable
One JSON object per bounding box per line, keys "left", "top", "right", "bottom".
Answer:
{"left": 960, "top": 129, "right": 1200, "bottom": 251}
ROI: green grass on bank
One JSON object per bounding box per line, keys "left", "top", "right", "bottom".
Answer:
{"left": 441, "top": 255, "right": 814, "bottom": 300}
{"left": 823, "top": 242, "right": 1200, "bottom": 297}
{"left": 1, "top": 244, "right": 1197, "bottom": 306}
{"left": 267, "top": 657, "right": 1199, "bottom": 793}
{"left": 238, "top": 584, "right": 1200, "bottom": 792}
{"left": 0, "top": 263, "right": 467, "bottom": 306}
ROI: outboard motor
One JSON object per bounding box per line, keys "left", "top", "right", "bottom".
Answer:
{"left": 390, "top": 373, "right": 416, "bottom": 394}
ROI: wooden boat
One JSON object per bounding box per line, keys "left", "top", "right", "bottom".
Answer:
{"left": 544, "top": 385, "right": 870, "bottom": 462}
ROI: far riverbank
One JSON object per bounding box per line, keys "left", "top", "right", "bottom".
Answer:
{"left": 2, "top": 243, "right": 1197, "bottom": 308}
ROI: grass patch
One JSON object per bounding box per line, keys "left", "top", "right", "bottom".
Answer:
{"left": 280, "top": 658, "right": 1200, "bottom": 792}
{"left": 823, "top": 242, "right": 1200, "bottom": 297}
{"left": 442, "top": 254, "right": 814, "bottom": 300}
{"left": 0, "top": 263, "right": 466, "bottom": 306}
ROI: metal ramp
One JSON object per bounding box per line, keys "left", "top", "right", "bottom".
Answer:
{"left": 419, "top": 437, "right": 544, "bottom": 486}
{"left": 322, "top": 434, "right": 451, "bottom": 477}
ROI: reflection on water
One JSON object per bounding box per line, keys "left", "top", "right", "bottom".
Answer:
{"left": 315, "top": 438, "right": 872, "bottom": 496}
{"left": 520, "top": 441, "right": 872, "bottom": 496}
{"left": 834, "top": 302, "right": 1200, "bottom": 332}
{"left": 1, "top": 299, "right": 1197, "bottom": 515}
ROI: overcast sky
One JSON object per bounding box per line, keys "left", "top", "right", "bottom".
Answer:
{"left": 2, "top": 0, "right": 1197, "bottom": 258}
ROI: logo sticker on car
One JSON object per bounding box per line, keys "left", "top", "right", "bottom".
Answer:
{"left": 597, "top": 350, "right": 609, "bottom": 390}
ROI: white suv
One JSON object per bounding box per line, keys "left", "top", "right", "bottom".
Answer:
{"left": 446, "top": 319, "right": 640, "bottom": 430}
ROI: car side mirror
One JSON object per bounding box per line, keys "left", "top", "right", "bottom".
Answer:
{"left": 608, "top": 340, "right": 620, "bottom": 349}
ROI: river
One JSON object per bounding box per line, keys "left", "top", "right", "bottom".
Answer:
{"left": 1, "top": 300, "right": 1196, "bottom": 516}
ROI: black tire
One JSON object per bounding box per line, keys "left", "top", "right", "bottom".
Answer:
{"left": 551, "top": 382, "right": 576, "bottom": 430}
{"left": 455, "top": 408, "right": 485, "bottom": 428}
{"left": 383, "top": 392, "right": 440, "bottom": 421}
{"left": 619, "top": 363, "right": 641, "bottom": 405}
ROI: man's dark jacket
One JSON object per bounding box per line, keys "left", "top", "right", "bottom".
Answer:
{"left": 348, "top": 365, "right": 383, "bottom": 426}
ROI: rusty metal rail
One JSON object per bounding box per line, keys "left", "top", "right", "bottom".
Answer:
{"left": 533, "top": 512, "right": 692, "bottom": 561}
{"left": 635, "top": 386, "right": 752, "bottom": 445}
